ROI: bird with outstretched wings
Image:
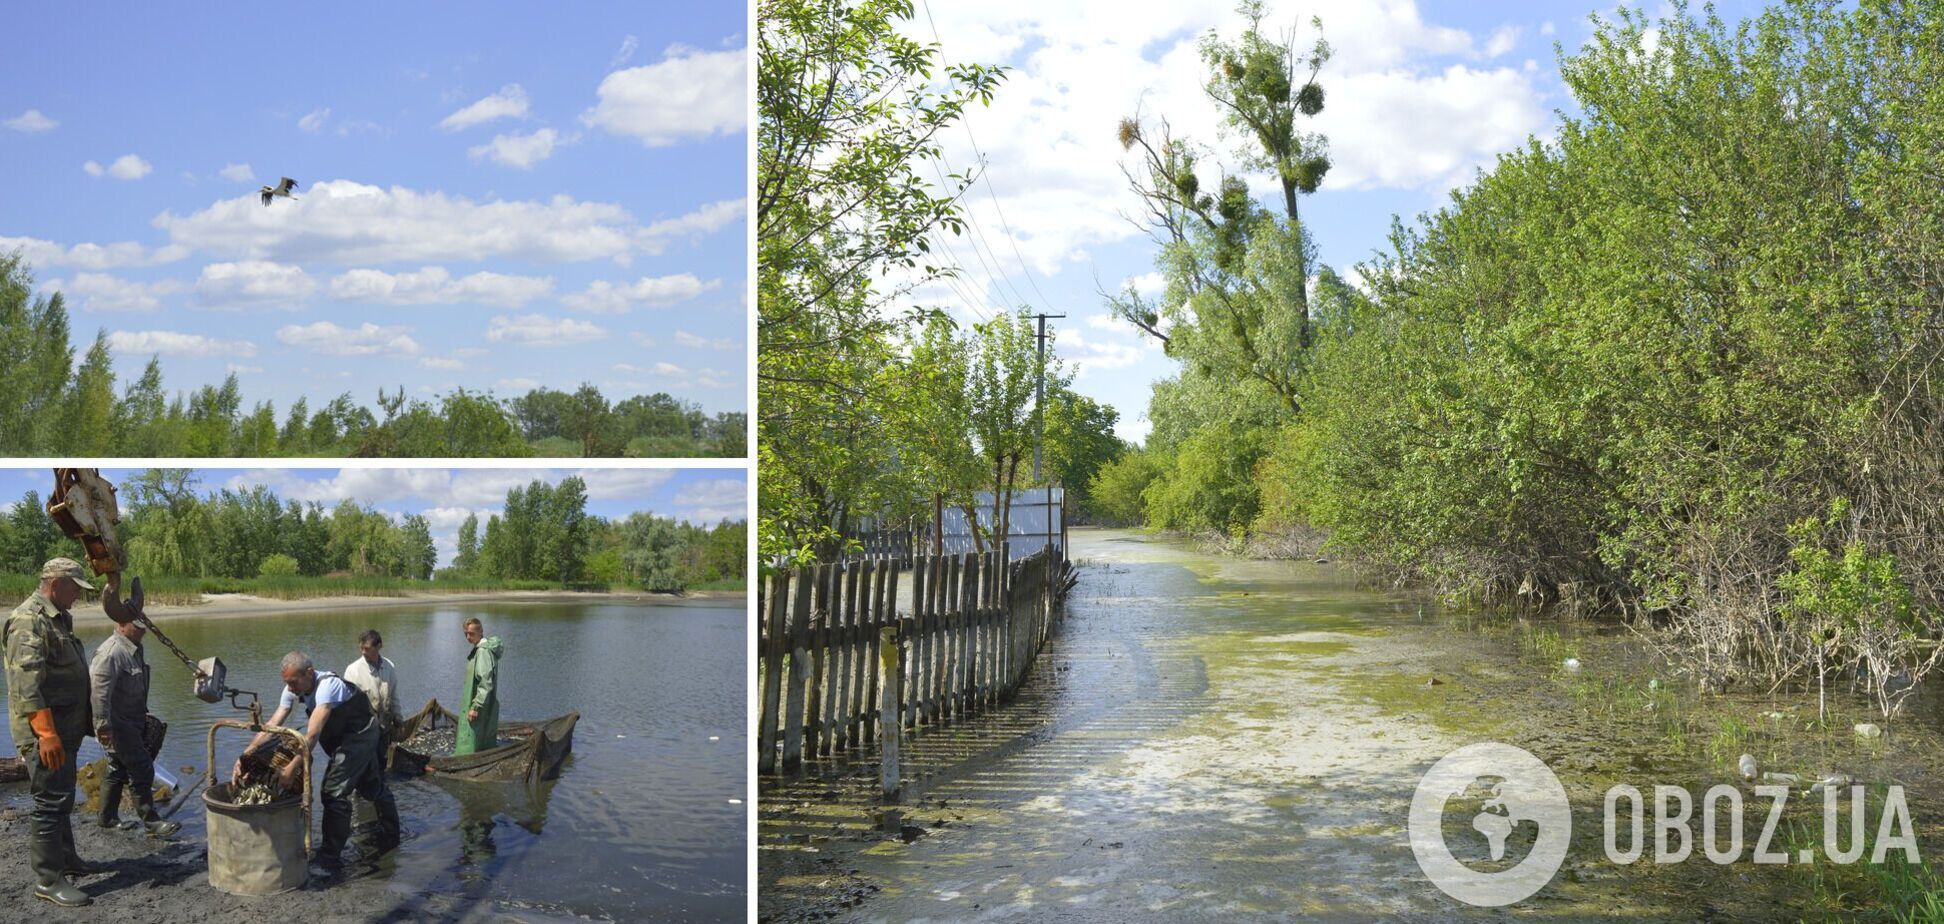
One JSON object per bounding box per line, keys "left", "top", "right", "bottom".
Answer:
{"left": 259, "top": 176, "right": 299, "bottom": 206}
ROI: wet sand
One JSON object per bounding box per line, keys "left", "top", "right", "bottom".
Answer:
{"left": 70, "top": 589, "right": 745, "bottom": 625}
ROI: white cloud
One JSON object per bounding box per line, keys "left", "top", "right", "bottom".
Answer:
{"left": 219, "top": 163, "right": 256, "bottom": 183}
{"left": 486, "top": 313, "right": 605, "bottom": 346}
{"left": 83, "top": 154, "right": 151, "bottom": 180}
{"left": 440, "top": 84, "right": 529, "bottom": 132}
{"left": 108, "top": 330, "right": 258, "bottom": 357}
{"left": 45, "top": 273, "right": 183, "bottom": 312}
{"left": 419, "top": 356, "right": 467, "bottom": 370}
{"left": 615, "top": 361, "right": 686, "bottom": 377}
{"left": 560, "top": 273, "right": 719, "bottom": 312}
{"left": 227, "top": 363, "right": 265, "bottom": 374}
{"left": 1059, "top": 325, "right": 1159, "bottom": 377}
{"left": 674, "top": 330, "right": 737, "bottom": 350}
{"left": 0, "top": 236, "right": 189, "bottom": 270}
{"left": 666, "top": 477, "right": 747, "bottom": 524}
{"left": 498, "top": 377, "right": 541, "bottom": 391}
{"left": 1484, "top": 25, "right": 1519, "bottom": 58}
{"left": 891, "top": 0, "right": 1548, "bottom": 275}
{"left": 195, "top": 260, "right": 315, "bottom": 308}
{"left": 468, "top": 127, "right": 562, "bottom": 169}
{"left": 329, "top": 266, "right": 553, "bottom": 307}
{"left": 610, "top": 35, "right": 639, "bottom": 69}
{"left": 639, "top": 199, "right": 744, "bottom": 254}
{"left": 582, "top": 45, "right": 745, "bottom": 146}
{"left": 4, "top": 109, "right": 57, "bottom": 133}
{"left": 298, "top": 108, "right": 331, "bottom": 133}
{"left": 155, "top": 180, "right": 734, "bottom": 264}
{"left": 277, "top": 321, "right": 421, "bottom": 356}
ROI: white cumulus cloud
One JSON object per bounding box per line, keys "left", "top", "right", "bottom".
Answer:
{"left": 195, "top": 261, "right": 315, "bottom": 308}
{"left": 583, "top": 45, "right": 745, "bottom": 146}
{"left": 486, "top": 313, "right": 605, "bottom": 346}
{"left": 560, "top": 273, "right": 719, "bottom": 312}
{"left": 219, "top": 163, "right": 256, "bottom": 183}
{"left": 329, "top": 266, "right": 553, "bottom": 307}
{"left": 83, "top": 154, "right": 152, "bottom": 180}
{"left": 154, "top": 180, "right": 733, "bottom": 265}
{"left": 277, "top": 321, "right": 421, "bottom": 356}
{"left": 468, "top": 128, "right": 562, "bottom": 169}
{"left": 4, "top": 109, "right": 57, "bottom": 133}
{"left": 440, "top": 84, "right": 530, "bottom": 132}
{"left": 108, "top": 330, "right": 258, "bottom": 357}
{"left": 298, "top": 108, "right": 331, "bottom": 133}
{"left": 673, "top": 330, "right": 737, "bottom": 350}
{"left": 0, "top": 237, "right": 189, "bottom": 270}
{"left": 45, "top": 273, "right": 184, "bottom": 312}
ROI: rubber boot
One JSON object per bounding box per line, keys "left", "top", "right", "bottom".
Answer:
{"left": 29, "top": 840, "right": 89, "bottom": 907}
{"left": 97, "top": 779, "right": 132, "bottom": 830}
{"left": 135, "top": 792, "right": 179, "bottom": 838}
{"left": 58, "top": 822, "right": 101, "bottom": 876}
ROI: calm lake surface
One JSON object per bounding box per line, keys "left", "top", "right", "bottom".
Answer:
{"left": 1, "top": 598, "right": 747, "bottom": 922}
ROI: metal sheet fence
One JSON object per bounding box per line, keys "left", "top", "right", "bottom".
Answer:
{"left": 756, "top": 543, "right": 1069, "bottom": 776}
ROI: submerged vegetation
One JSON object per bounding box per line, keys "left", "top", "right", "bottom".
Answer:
{"left": 0, "top": 254, "right": 744, "bottom": 458}
{"left": 1108, "top": 0, "right": 1944, "bottom": 718}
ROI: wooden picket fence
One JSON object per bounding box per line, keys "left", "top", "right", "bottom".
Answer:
{"left": 756, "top": 542, "right": 1069, "bottom": 777}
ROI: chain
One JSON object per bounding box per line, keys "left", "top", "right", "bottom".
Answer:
{"left": 138, "top": 615, "right": 205, "bottom": 677}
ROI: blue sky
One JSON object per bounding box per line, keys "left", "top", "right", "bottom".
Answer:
{"left": 898, "top": 0, "right": 1770, "bottom": 442}
{"left": 0, "top": 3, "right": 746, "bottom": 415}
{"left": 0, "top": 467, "right": 746, "bottom": 569}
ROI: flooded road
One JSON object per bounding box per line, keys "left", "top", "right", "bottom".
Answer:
{"left": 1, "top": 597, "right": 747, "bottom": 922}
{"left": 761, "top": 529, "right": 1944, "bottom": 921}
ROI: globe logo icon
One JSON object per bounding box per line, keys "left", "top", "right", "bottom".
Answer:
{"left": 1408, "top": 742, "right": 1572, "bottom": 906}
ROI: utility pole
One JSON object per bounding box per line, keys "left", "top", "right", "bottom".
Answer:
{"left": 1030, "top": 312, "right": 1065, "bottom": 482}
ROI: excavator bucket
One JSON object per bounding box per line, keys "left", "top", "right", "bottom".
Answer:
{"left": 45, "top": 468, "right": 126, "bottom": 577}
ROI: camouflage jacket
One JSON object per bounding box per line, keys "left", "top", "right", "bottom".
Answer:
{"left": 3, "top": 592, "right": 93, "bottom": 744}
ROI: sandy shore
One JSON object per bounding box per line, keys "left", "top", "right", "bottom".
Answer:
{"left": 68, "top": 588, "right": 745, "bottom": 624}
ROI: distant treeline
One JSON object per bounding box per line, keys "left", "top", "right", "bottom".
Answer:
{"left": 0, "top": 469, "right": 746, "bottom": 593}
{"left": 0, "top": 255, "right": 744, "bottom": 458}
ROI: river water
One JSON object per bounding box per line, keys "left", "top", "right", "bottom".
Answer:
{"left": 760, "top": 528, "right": 1944, "bottom": 921}
{"left": 1, "top": 598, "right": 747, "bottom": 922}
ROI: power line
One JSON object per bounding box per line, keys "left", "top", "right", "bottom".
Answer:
{"left": 919, "top": 0, "right": 1057, "bottom": 315}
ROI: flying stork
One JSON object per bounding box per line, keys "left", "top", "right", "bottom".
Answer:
{"left": 259, "top": 176, "right": 299, "bottom": 206}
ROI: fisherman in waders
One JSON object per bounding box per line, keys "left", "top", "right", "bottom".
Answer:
{"left": 243, "top": 651, "right": 400, "bottom": 873}
{"left": 454, "top": 618, "right": 500, "bottom": 756}
{"left": 3, "top": 559, "right": 102, "bottom": 907}
{"left": 88, "top": 615, "right": 179, "bottom": 838}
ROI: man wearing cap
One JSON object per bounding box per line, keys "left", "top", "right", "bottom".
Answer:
{"left": 89, "top": 615, "right": 180, "bottom": 838}
{"left": 3, "top": 559, "right": 101, "bottom": 908}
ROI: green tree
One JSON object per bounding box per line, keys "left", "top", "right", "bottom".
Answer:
{"left": 64, "top": 333, "right": 116, "bottom": 455}
{"left": 454, "top": 513, "right": 480, "bottom": 573}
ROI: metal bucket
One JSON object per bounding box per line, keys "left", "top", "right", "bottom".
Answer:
{"left": 204, "top": 783, "right": 307, "bottom": 895}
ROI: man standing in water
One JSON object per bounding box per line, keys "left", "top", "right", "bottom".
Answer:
{"left": 3, "top": 559, "right": 100, "bottom": 908}
{"left": 455, "top": 618, "right": 501, "bottom": 755}
{"left": 89, "top": 615, "right": 180, "bottom": 838}
{"left": 244, "top": 651, "right": 400, "bottom": 872}
{"left": 343, "top": 629, "right": 401, "bottom": 770}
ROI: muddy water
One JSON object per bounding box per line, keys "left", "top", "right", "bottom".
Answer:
{"left": 762, "top": 529, "right": 1944, "bottom": 922}
{"left": 1, "top": 599, "right": 746, "bottom": 921}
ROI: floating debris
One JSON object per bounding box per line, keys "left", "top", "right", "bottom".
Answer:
{"left": 1738, "top": 754, "right": 1757, "bottom": 781}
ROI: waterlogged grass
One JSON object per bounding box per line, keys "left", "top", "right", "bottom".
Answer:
{"left": 1776, "top": 786, "right": 1943, "bottom": 922}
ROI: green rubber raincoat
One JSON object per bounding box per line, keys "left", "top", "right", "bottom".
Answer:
{"left": 455, "top": 635, "right": 501, "bottom": 755}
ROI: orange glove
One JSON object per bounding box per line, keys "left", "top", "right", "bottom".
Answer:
{"left": 29, "top": 708, "right": 64, "bottom": 771}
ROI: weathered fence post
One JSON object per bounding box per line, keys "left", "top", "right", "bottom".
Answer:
{"left": 758, "top": 569, "right": 788, "bottom": 775}
{"left": 958, "top": 552, "right": 979, "bottom": 718}
{"left": 782, "top": 564, "right": 815, "bottom": 773}
{"left": 879, "top": 624, "right": 901, "bottom": 803}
